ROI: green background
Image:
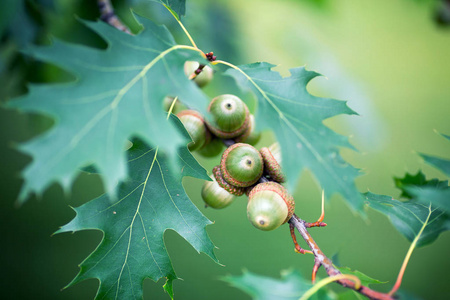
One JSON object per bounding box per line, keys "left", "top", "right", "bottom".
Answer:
{"left": 1, "top": 0, "right": 449, "bottom": 299}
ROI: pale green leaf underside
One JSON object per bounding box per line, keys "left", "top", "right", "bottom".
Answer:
{"left": 225, "top": 63, "right": 364, "bottom": 212}
{"left": 364, "top": 191, "right": 450, "bottom": 247}
{"left": 223, "top": 270, "right": 333, "bottom": 300}
{"left": 57, "top": 136, "right": 215, "bottom": 299}
{"left": 7, "top": 15, "right": 210, "bottom": 203}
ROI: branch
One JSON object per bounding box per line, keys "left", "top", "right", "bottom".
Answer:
{"left": 98, "top": 0, "right": 131, "bottom": 34}
{"left": 289, "top": 214, "right": 394, "bottom": 300}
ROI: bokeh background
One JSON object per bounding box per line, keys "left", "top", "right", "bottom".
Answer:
{"left": 1, "top": 0, "right": 449, "bottom": 299}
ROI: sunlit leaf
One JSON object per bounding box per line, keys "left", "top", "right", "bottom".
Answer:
{"left": 7, "top": 15, "right": 210, "bottom": 203}
{"left": 225, "top": 63, "right": 364, "bottom": 213}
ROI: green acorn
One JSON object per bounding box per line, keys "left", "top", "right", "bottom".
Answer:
{"left": 184, "top": 61, "right": 214, "bottom": 88}
{"left": 201, "top": 174, "right": 235, "bottom": 209}
{"left": 162, "top": 96, "right": 185, "bottom": 114}
{"left": 220, "top": 143, "right": 263, "bottom": 187}
{"left": 247, "top": 182, "right": 295, "bottom": 231}
{"left": 234, "top": 114, "right": 261, "bottom": 145}
{"left": 197, "top": 137, "right": 224, "bottom": 158}
{"left": 206, "top": 94, "right": 250, "bottom": 139}
{"left": 260, "top": 143, "right": 285, "bottom": 183}
{"left": 177, "top": 110, "right": 210, "bottom": 151}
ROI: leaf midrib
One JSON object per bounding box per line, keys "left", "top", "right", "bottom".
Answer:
{"left": 42, "top": 45, "right": 200, "bottom": 176}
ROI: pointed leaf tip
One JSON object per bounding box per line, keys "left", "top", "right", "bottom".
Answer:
{"left": 225, "top": 62, "right": 365, "bottom": 214}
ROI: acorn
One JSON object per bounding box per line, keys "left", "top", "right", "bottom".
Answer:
{"left": 212, "top": 165, "right": 245, "bottom": 196}
{"left": 163, "top": 96, "right": 185, "bottom": 114}
{"left": 177, "top": 110, "right": 210, "bottom": 151}
{"left": 234, "top": 114, "right": 261, "bottom": 145}
{"left": 247, "top": 182, "right": 295, "bottom": 231}
{"left": 184, "top": 61, "right": 214, "bottom": 88}
{"left": 220, "top": 143, "right": 263, "bottom": 187}
{"left": 201, "top": 174, "right": 236, "bottom": 209}
{"left": 206, "top": 94, "right": 250, "bottom": 139}
{"left": 260, "top": 143, "right": 285, "bottom": 183}
{"left": 197, "top": 137, "right": 224, "bottom": 158}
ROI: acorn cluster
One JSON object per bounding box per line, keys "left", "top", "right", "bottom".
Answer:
{"left": 169, "top": 61, "right": 295, "bottom": 231}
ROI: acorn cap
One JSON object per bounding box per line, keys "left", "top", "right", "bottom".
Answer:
{"left": 260, "top": 144, "right": 285, "bottom": 183}
{"left": 247, "top": 182, "right": 295, "bottom": 231}
{"left": 206, "top": 94, "right": 250, "bottom": 139}
{"left": 213, "top": 166, "right": 245, "bottom": 196}
{"left": 201, "top": 174, "right": 235, "bottom": 209}
{"left": 220, "top": 143, "right": 264, "bottom": 187}
{"left": 234, "top": 114, "right": 261, "bottom": 145}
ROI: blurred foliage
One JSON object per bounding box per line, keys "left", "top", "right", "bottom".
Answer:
{"left": 223, "top": 270, "right": 334, "bottom": 300}
{"left": 1, "top": 0, "right": 449, "bottom": 299}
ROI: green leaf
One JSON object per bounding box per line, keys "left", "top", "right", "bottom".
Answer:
{"left": 160, "top": 0, "right": 186, "bottom": 20}
{"left": 336, "top": 266, "right": 386, "bottom": 287}
{"left": 394, "top": 171, "right": 450, "bottom": 213}
{"left": 364, "top": 191, "right": 450, "bottom": 247}
{"left": 56, "top": 131, "right": 216, "bottom": 299}
{"left": 6, "top": 15, "right": 210, "bottom": 203}
{"left": 135, "top": 0, "right": 185, "bottom": 20}
{"left": 225, "top": 63, "right": 364, "bottom": 213}
{"left": 394, "top": 171, "right": 448, "bottom": 199}
{"left": 223, "top": 270, "right": 333, "bottom": 300}
{"left": 419, "top": 132, "right": 450, "bottom": 177}
{"left": 407, "top": 185, "right": 450, "bottom": 213}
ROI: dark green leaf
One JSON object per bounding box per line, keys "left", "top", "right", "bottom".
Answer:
{"left": 364, "top": 192, "right": 450, "bottom": 247}
{"left": 407, "top": 185, "right": 450, "bottom": 214}
{"left": 394, "top": 171, "right": 448, "bottom": 199}
{"left": 56, "top": 130, "right": 216, "bottom": 299}
{"left": 336, "top": 266, "right": 386, "bottom": 287}
{"left": 7, "top": 15, "right": 210, "bottom": 203}
{"left": 394, "top": 171, "right": 449, "bottom": 213}
{"left": 223, "top": 270, "right": 333, "bottom": 300}
{"left": 144, "top": 0, "right": 186, "bottom": 19}
{"left": 225, "top": 63, "right": 364, "bottom": 213}
{"left": 419, "top": 133, "right": 450, "bottom": 177}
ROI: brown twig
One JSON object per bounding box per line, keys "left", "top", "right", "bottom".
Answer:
{"left": 189, "top": 52, "right": 217, "bottom": 80}
{"left": 98, "top": 0, "right": 131, "bottom": 34}
{"left": 289, "top": 214, "right": 394, "bottom": 300}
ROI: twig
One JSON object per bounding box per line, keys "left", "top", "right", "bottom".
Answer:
{"left": 98, "top": 0, "right": 131, "bottom": 34}
{"left": 289, "top": 214, "right": 394, "bottom": 300}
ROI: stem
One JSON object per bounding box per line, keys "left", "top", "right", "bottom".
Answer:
{"left": 167, "top": 97, "right": 179, "bottom": 120}
{"left": 162, "top": 4, "right": 200, "bottom": 51}
{"left": 289, "top": 214, "right": 394, "bottom": 300}
{"left": 388, "top": 205, "right": 433, "bottom": 296}
{"left": 299, "top": 274, "right": 362, "bottom": 300}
